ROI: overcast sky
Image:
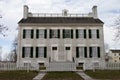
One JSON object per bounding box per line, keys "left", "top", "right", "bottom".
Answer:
{"left": 0, "top": 0, "right": 120, "bottom": 60}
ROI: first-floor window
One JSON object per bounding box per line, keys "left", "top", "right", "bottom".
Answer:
{"left": 89, "top": 47, "right": 100, "bottom": 58}
{"left": 76, "top": 47, "right": 87, "bottom": 58}
{"left": 36, "top": 47, "right": 47, "bottom": 58}
{"left": 22, "top": 47, "right": 33, "bottom": 58}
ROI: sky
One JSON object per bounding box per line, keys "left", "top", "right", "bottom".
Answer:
{"left": 0, "top": 0, "right": 120, "bottom": 60}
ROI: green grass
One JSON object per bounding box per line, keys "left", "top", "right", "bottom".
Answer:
{"left": 85, "top": 70, "right": 120, "bottom": 80}
{"left": 41, "top": 72, "right": 84, "bottom": 80}
{"left": 0, "top": 70, "right": 38, "bottom": 80}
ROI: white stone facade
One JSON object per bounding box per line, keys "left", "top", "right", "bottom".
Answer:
{"left": 17, "top": 5, "right": 105, "bottom": 70}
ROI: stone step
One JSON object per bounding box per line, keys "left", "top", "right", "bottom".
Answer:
{"left": 47, "top": 62, "right": 76, "bottom": 71}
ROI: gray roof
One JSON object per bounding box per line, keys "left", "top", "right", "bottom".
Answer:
{"left": 18, "top": 17, "right": 104, "bottom": 24}
{"left": 111, "top": 50, "right": 120, "bottom": 53}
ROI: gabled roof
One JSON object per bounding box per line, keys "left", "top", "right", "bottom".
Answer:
{"left": 18, "top": 17, "right": 104, "bottom": 24}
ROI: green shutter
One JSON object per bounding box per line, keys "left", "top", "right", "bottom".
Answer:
{"left": 63, "top": 29, "right": 65, "bottom": 38}
{"left": 30, "top": 47, "right": 33, "bottom": 58}
{"left": 84, "top": 29, "right": 86, "bottom": 39}
{"left": 23, "top": 29, "right": 26, "bottom": 38}
{"left": 89, "top": 29, "right": 91, "bottom": 38}
{"left": 50, "top": 29, "right": 52, "bottom": 38}
{"left": 44, "top": 47, "right": 47, "bottom": 58}
{"left": 84, "top": 47, "right": 87, "bottom": 58}
{"left": 97, "top": 29, "right": 99, "bottom": 38}
{"left": 36, "top": 47, "right": 38, "bottom": 58}
{"left": 58, "top": 29, "right": 60, "bottom": 38}
{"left": 44, "top": 29, "right": 47, "bottom": 39}
{"left": 31, "top": 29, "right": 34, "bottom": 39}
{"left": 76, "top": 29, "right": 78, "bottom": 38}
{"left": 97, "top": 47, "right": 100, "bottom": 58}
{"left": 89, "top": 47, "right": 92, "bottom": 58}
{"left": 22, "top": 47, "right": 25, "bottom": 58}
{"left": 76, "top": 47, "right": 79, "bottom": 58}
{"left": 36, "top": 29, "right": 39, "bottom": 38}
{"left": 71, "top": 29, "right": 73, "bottom": 39}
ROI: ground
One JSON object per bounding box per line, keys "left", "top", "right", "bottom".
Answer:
{"left": 0, "top": 71, "right": 38, "bottom": 80}
{"left": 85, "top": 70, "right": 120, "bottom": 80}
{"left": 41, "top": 72, "right": 84, "bottom": 80}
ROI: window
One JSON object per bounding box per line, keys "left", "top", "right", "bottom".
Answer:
{"left": 76, "top": 47, "right": 87, "bottom": 58}
{"left": 22, "top": 47, "right": 33, "bottom": 58}
{"left": 50, "top": 29, "right": 60, "bottom": 38}
{"left": 23, "top": 29, "right": 34, "bottom": 39}
{"left": 89, "top": 47, "right": 100, "bottom": 58}
{"left": 66, "top": 47, "right": 70, "bottom": 50}
{"left": 36, "top": 29, "right": 47, "bottom": 38}
{"left": 36, "top": 47, "right": 47, "bottom": 58}
{"left": 76, "top": 29, "right": 86, "bottom": 38}
{"left": 89, "top": 29, "right": 99, "bottom": 39}
{"left": 52, "top": 47, "right": 57, "bottom": 50}
{"left": 63, "top": 29, "right": 73, "bottom": 38}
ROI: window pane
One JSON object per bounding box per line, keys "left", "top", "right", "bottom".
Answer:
{"left": 78, "top": 29, "right": 84, "bottom": 38}
{"left": 92, "top": 47, "right": 97, "bottom": 58}
{"left": 38, "top": 47, "right": 44, "bottom": 57}
{"left": 79, "top": 47, "right": 84, "bottom": 58}
{"left": 39, "top": 30, "right": 44, "bottom": 38}
{"left": 26, "top": 30, "right": 31, "bottom": 38}
{"left": 64, "top": 30, "right": 71, "bottom": 38}
{"left": 92, "top": 29, "right": 96, "bottom": 38}
{"left": 51, "top": 30, "right": 58, "bottom": 38}
{"left": 25, "top": 47, "right": 30, "bottom": 57}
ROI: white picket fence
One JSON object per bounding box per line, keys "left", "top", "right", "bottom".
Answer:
{"left": 94, "top": 62, "right": 120, "bottom": 70}
{"left": 0, "top": 62, "right": 39, "bottom": 71}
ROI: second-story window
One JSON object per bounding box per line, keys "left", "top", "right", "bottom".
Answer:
{"left": 50, "top": 29, "right": 60, "bottom": 38}
{"left": 63, "top": 29, "right": 73, "bottom": 38}
{"left": 76, "top": 29, "right": 86, "bottom": 39}
{"left": 23, "top": 29, "right": 34, "bottom": 39}
{"left": 89, "top": 29, "right": 99, "bottom": 39}
{"left": 36, "top": 29, "right": 47, "bottom": 39}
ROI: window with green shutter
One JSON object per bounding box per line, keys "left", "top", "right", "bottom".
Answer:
{"left": 30, "top": 47, "right": 33, "bottom": 58}
{"left": 36, "top": 29, "right": 39, "bottom": 38}
{"left": 76, "top": 47, "right": 79, "bottom": 58}
{"left": 50, "top": 29, "right": 52, "bottom": 38}
{"left": 97, "top": 47, "right": 100, "bottom": 58}
{"left": 22, "top": 47, "right": 25, "bottom": 58}
{"left": 97, "top": 29, "right": 99, "bottom": 39}
{"left": 36, "top": 47, "right": 38, "bottom": 58}
{"left": 84, "top": 29, "right": 86, "bottom": 39}
{"left": 31, "top": 29, "right": 34, "bottom": 39}
{"left": 89, "top": 47, "right": 92, "bottom": 58}
{"left": 44, "top": 29, "right": 47, "bottom": 39}
{"left": 76, "top": 29, "right": 78, "bottom": 38}
{"left": 89, "top": 29, "right": 91, "bottom": 39}
{"left": 58, "top": 29, "right": 60, "bottom": 38}
{"left": 23, "top": 29, "right": 26, "bottom": 39}
{"left": 44, "top": 47, "right": 47, "bottom": 58}
{"left": 84, "top": 47, "right": 87, "bottom": 58}
{"left": 71, "top": 29, "right": 73, "bottom": 39}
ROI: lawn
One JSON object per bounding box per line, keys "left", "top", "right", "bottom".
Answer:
{"left": 41, "top": 72, "right": 84, "bottom": 80}
{"left": 0, "top": 71, "right": 38, "bottom": 80}
{"left": 85, "top": 70, "right": 120, "bottom": 80}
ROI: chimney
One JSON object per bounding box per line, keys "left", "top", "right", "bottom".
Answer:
{"left": 23, "top": 5, "right": 29, "bottom": 19}
{"left": 92, "top": 5, "right": 98, "bottom": 19}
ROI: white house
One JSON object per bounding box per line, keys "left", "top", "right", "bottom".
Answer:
{"left": 17, "top": 5, "right": 105, "bottom": 71}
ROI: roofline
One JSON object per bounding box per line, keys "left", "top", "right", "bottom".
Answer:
{"left": 18, "top": 23, "right": 104, "bottom": 26}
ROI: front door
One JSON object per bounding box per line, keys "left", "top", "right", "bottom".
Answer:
{"left": 52, "top": 47, "right": 58, "bottom": 61}
{"left": 66, "top": 47, "right": 72, "bottom": 61}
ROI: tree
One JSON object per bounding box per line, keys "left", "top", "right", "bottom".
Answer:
{"left": 8, "top": 37, "right": 17, "bottom": 62}
{"left": 0, "top": 15, "right": 8, "bottom": 36}
{"left": 113, "top": 15, "right": 120, "bottom": 41}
